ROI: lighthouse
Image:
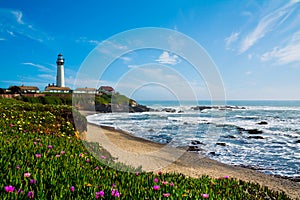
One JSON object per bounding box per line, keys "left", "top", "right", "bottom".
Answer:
{"left": 56, "top": 53, "right": 65, "bottom": 87}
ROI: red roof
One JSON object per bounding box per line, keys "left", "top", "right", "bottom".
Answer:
{"left": 99, "top": 86, "right": 114, "bottom": 92}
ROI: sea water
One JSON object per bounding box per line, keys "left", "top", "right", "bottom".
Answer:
{"left": 87, "top": 100, "right": 300, "bottom": 178}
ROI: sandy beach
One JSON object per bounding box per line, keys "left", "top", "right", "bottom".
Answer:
{"left": 82, "top": 111, "right": 300, "bottom": 199}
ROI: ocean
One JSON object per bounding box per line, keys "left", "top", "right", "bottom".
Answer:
{"left": 87, "top": 100, "right": 300, "bottom": 178}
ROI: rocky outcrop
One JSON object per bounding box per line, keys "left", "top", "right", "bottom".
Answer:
{"left": 95, "top": 103, "right": 150, "bottom": 113}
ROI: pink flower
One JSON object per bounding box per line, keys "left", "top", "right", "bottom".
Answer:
{"left": 48, "top": 145, "right": 53, "bottom": 149}
{"left": 158, "top": 171, "right": 162, "bottom": 175}
{"left": 224, "top": 175, "right": 229, "bottom": 179}
{"left": 154, "top": 178, "right": 159, "bottom": 183}
{"left": 4, "top": 185, "right": 15, "bottom": 193}
{"left": 94, "top": 166, "right": 99, "bottom": 170}
{"left": 9, "top": 124, "right": 14, "bottom": 127}
{"left": 86, "top": 158, "right": 90, "bottom": 162}
{"left": 101, "top": 155, "right": 106, "bottom": 159}
{"left": 29, "top": 179, "right": 36, "bottom": 184}
{"left": 24, "top": 172, "right": 31, "bottom": 178}
{"left": 153, "top": 185, "right": 160, "bottom": 191}
{"left": 96, "top": 190, "right": 105, "bottom": 198}
{"left": 162, "top": 181, "right": 169, "bottom": 185}
{"left": 135, "top": 171, "right": 139, "bottom": 176}
{"left": 55, "top": 154, "right": 60, "bottom": 158}
{"left": 16, "top": 165, "right": 20, "bottom": 169}
{"left": 201, "top": 194, "right": 209, "bottom": 198}
{"left": 60, "top": 151, "right": 65, "bottom": 154}
{"left": 70, "top": 186, "right": 75, "bottom": 192}
{"left": 79, "top": 153, "right": 83, "bottom": 157}
{"left": 33, "top": 142, "right": 37, "bottom": 145}
{"left": 163, "top": 193, "right": 171, "bottom": 197}
{"left": 170, "top": 182, "right": 174, "bottom": 187}
{"left": 111, "top": 189, "right": 120, "bottom": 197}
{"left": 35, "top": 154, "right": 41, "bottom": 158}
{"left": 27, "top": 191, "right": 34, "bottom": 199}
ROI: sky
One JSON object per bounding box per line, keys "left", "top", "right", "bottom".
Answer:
{"left": 0, "top": 0, "right": 300, "bottom": 100}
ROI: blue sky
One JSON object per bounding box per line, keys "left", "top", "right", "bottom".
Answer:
{"left": 0, "top": 0, "right": 300, "bottom": 100}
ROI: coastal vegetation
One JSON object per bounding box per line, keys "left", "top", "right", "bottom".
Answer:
{"left": 0, "top": 98, "right": 294, "bottom": 199}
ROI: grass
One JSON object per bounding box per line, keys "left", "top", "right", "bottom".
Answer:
{"left": 0, "top": 98, "right": 294, "bottom": 199}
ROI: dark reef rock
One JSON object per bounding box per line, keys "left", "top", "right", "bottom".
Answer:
{"left": 216, "top": 142, "right": 226, "bottom": 146}
{"left": 191, "top": 105, "right": 246, "bottom": 111}
{"left": 257, "top": 121, "right": 268, "bottom": 125}
{"left": 224, "top": 135, "right": 236, "bottom": 139}
{"left": 295, "top": 140, "right": 300, "bottom": 143}
{"left": 248, "top": 136, "right": 264, "bottom": 139}
{"left": 161, "top": 108, "right": 176, "bottom": 113}
{"left": 247, "top": 129, "right": 263, "bottom": 134}
{"left": 187, "top": 145, "right": 202, "bottom": 152}
{"left": 191, "top": 140, "right": 205, "bottom": 145}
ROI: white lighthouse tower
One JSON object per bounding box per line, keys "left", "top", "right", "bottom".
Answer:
{"left": 56, "top": 53, "right": 65, "bottom": 87}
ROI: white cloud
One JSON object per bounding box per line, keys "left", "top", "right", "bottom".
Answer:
{"left": 119, "top": 56, "right": 131, "bottom": 62}
{"left": 128, "top": 65, "right": 139, "bottom": 69}
{"left": 11, "top": 10, "right": 24, "bottom": 24}
{"left": 7, "top": 30, "right": 15, "bottom": 37}
{"left": 225, "top": 32, "right": 239, "bottom": 49}
{"left": 0, "top": 8, "right": 50, "bottom": 42}
{"left": 76, "top": 37, "right": 100, "bottom": 45}
{"left": 22, "top": 62, "right": 54, "bottom": 73}
{"left": 156, "top": 51, "right": 181, "bottom": 65}
{"left": 239, "top": 1, "right": 299, "bottom": 53}
{"left": 261, "top": 30, "right": 300, "bottom": 65}
{"left": 38, "top": 74, "right": 55, "bottom": 80}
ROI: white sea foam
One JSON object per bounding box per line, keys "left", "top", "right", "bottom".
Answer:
{"left": 87, "top": 103, "right": 300, "bottom": 177}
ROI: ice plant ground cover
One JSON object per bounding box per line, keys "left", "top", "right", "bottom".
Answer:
{"left": 0, "top": 98, "right": 293, "bottom": 199}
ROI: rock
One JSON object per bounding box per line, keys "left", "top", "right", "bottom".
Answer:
{"left": 295, "top": 140, "right": 300, "bottom": 143}
{"left": 191, "top": 106, "right": 212, "bottom": 111}
{"left": 257, "top": 121, "right": 268, "bottom": 125}
{"left": 95, "top": 104, "right": 111, "bottom": 113}
{"left": 162, "top": 108, "right": 176, "bottom": 113}
{"left": 209, "top": 152, "right": 216, "bottom": 156}
{"left": 247, "top": 129, "right": 263, "bottom": 134}
{"left": 187, "top": 145, "right": 201, "bottom": 152}
{"left": 131, "top": 104, "right": 150, "bottom": 112}
{"left": 216, "top": 142, "right": 226, "bottom": 146}
{"left": 177, "top": 110, "right": 184, "bottom": 113}
{"left": 248, "top": 136, "right": 264, "bottom": 139}
{"left": 148, "top": 128, "right": 155, "bottom": 132}
{"left": 191, "top": 140, "right": 204, "bottom": 145}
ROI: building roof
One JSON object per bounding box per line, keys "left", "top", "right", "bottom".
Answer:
{"left": 99, "top": 86, "right": 114, "bottom": 92}
{"left": 75, "top": 87, "right": 96, "bottom": 91}
{"left": 45, "top": 86, "right": 71, "bottom": 91}
{"left": 19, "top": 86, "right": 40, "bottom": 91}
